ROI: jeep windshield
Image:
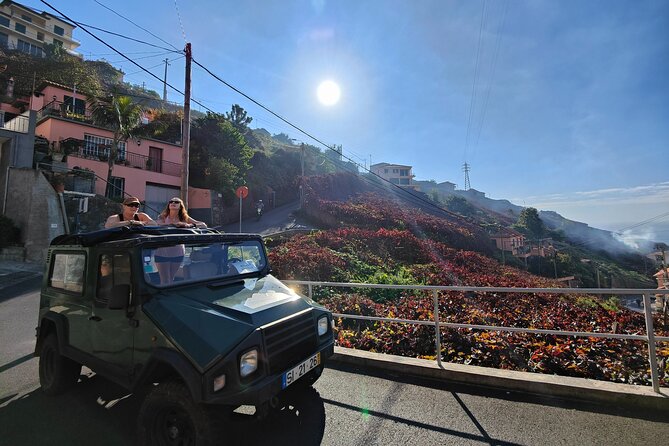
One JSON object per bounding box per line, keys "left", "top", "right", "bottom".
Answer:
{"left": 142, "top": 239, "right": 267, "bottom": 287}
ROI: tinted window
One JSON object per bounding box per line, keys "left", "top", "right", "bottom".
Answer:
{"left": 15, "top": 23, "right": 25, "bottom": 33}
{"left": 50, "top": 252, "right": 85, "bottom": 293}
{"left": 96, "top": 253, "right": 131, "bottom": 306}
{"left": 54, "top": 25, "right": 64, "bottom": 36}
{"left": 0, "top": 16, "right": 9, "bottom": 27}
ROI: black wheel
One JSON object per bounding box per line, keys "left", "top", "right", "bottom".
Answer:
{"left": 137, "top": 380, "right": 225, "bottom": 446}
{"left": 38, "top": 333, "right": 81, "bottom": 395}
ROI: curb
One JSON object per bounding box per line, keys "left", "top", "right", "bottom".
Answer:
{"left": 330, "top": 346, "right": 669, "bottom": 411}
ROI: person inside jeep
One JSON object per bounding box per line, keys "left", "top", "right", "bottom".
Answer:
{"left": 97, "top": 254, "right": 113, "bottom": 300}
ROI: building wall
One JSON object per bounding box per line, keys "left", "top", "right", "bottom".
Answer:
{"left": 5, "top": 167, "right": 65, "bottom": 262}
{"left": 0, "top": 0, "right": 80, "bottom": 57}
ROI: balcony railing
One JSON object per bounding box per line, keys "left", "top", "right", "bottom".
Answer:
{"left": 57, "top": 139, "right": 181, "bottom": 177}
{"left": 1, "top": 113, "right": 30, "bottom": 133}
{"left": 37, "top": 100, "right": 92, "bottom": 123}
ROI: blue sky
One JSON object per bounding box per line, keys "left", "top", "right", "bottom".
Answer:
{"left": 26, "top": 0, "right": 669, "bottom": 244}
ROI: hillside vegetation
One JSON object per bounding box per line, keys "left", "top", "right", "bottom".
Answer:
{"left": 267, "top": 174, "right": 667, "bottom": 386}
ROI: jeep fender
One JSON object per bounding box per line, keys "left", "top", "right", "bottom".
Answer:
{"left": 35, "top": 312, "right": 70, "bottom": 355}
{"left": 132, "top": 348, "right": 204, "bottom": 402}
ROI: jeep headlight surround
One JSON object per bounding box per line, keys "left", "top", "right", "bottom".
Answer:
{"left": 317, "top": 315, "right": 329, "bottom": 336}
{"left": 239, "top": 349, "right": 258, "bottom": 378}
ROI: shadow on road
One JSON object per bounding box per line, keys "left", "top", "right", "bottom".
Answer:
{"left": 0, "top": 373, "right": 326, "bottom": 445}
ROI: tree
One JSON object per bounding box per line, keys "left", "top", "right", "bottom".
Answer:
{"left": 189, "top": 113, "right": 253, "bottom": 204}
{"left": 225, "top": 104, "right": 252, "bottom": 132}
{"left": 89, "top": 94, "right": 144, "bottom": 197}
{"left": 514, "top": 207, "right": 546, "bottom": 238}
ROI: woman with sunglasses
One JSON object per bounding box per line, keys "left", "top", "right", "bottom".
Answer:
{"left": 104, "top": 196, "right": 156, "bottom": 228}
{"left": 154, "top": 197, "right": 206, "bottom": 284}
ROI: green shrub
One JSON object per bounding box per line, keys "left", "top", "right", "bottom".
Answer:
{"left": 0, "top": 215, "right": 21, "bottom": 248}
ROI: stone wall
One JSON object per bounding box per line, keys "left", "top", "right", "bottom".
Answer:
{"left": 4, "top": 168, "right": 65, "bottom": 262}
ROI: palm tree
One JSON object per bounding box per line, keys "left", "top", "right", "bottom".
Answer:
{"left": 88, "top": 94, "right": 144, "bottom": 197}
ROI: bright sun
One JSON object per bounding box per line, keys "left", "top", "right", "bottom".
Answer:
{"left": 317, "top": 80, "right": 341, "bottom": 106}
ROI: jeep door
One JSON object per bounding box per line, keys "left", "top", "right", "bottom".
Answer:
{"left": 44, "top": 250, "right": 90, "bottom": 353}
{"left": 86, "top": 252, "right": 135, "bottom": 377}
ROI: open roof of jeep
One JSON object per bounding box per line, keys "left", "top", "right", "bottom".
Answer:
{"left": 50, "top": 227, "right": 264, "bottom": 248}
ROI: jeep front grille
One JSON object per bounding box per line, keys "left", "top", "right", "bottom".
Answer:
{"left": 263, "top": 310, "right": 317, "bottom": 375}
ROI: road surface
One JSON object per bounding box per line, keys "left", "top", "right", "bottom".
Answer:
{"left": 1, "top": 281, "right": 667, "bottom": 445}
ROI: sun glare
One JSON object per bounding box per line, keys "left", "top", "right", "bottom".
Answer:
{"left": 317, "top": 80, "right": 341, "bottom": 106}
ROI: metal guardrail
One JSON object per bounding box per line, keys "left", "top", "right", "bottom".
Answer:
{"left": 284, "top": 281, "right": 669, "bottom": 393}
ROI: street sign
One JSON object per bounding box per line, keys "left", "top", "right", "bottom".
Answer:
{"left": 235, "top": 186, "right": 249, "bottom": 199}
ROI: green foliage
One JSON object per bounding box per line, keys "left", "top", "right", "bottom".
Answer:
{"left": 225, "top": 104, "right": 253, "bottom": 132}
{"left": 273, "top": 133, "right": 293, "bottom": 144}
{"left": 0, "top": 50, "right": 122, "bottom": 99}
{"left": 140, "top": 109, "right": 182, "bottom": 143}
{"left": 514, "top": 207, "right": 545, "bottom": 238}
{"left": 0, "top": 215, "right": 21, "bottom": 248}
{"left": 88, "top": 93, "right": 144, "bottom": 193}
{"left": 444, "top": 195, "right": 478, "bottom": 217}
{"left": 189, "top": 113, "right": 253, "bottom": 203}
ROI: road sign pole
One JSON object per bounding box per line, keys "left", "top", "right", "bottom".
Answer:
{"left": 239, "top": 195, "right": 242, "bottom": 233}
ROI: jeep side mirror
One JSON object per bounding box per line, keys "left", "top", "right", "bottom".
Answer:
{"left": 108, "top": 284, "right": 131, "bottom": 310}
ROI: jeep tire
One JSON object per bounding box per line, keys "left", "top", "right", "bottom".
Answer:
{"left": 38, "top": 333, "right": 81, "bottom": 395}
{"left": 137, "top": 380, "right": 225, "bottom": 446}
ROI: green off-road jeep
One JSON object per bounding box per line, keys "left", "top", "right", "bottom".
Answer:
{"left": 35, "top": 226, "right": 334, "bottom": 444}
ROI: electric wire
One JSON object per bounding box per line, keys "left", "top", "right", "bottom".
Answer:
{"left": 93, "top": 0, "right": 180, "bottom": 52}
{"left": 463, "top": 0, "right": 488, "bottom": 163}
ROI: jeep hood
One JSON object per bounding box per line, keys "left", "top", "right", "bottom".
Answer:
{"left": 143, "top": 275, "right": 314, "bottom": 371}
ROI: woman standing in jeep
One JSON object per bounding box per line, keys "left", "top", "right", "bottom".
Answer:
{"left": 104, "top": 196, "right": 156, "bottom": 228}
{"left": 154, "top": 197, "right": 207, "bottom": 284}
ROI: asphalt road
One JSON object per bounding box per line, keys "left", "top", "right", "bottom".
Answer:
{"left": 219, "top": 200, "right": 311, "bottom": 235}
{"left": 1, "top": 281, "right": 668, "bottom": 445}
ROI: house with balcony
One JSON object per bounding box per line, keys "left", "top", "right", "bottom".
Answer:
{"left": 370, "top": 162, "right": 416, "bottom": 189}
{"left": 490, "top": 228, "right": 525, "bottom": 255}
{"left": 29, "top": 81, "right": 196, "bottom": 215}
{"left": 0, "top": 0, "right": 80, "bottom": 57}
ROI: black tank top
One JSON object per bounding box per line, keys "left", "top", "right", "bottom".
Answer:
{"left": 118, "top": 213, "right": 140, "bottom": 222}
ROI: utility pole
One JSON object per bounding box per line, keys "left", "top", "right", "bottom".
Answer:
{"left": 181, "top": 43, "right": 192, "bottom": 208}
{"left": 300, "top": 143, "right": 305, "bottom": 209}
{"left": 163, "top": 58, "right": 170, "bottom": 102}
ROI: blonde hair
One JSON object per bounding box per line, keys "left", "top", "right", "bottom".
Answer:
{"left": 159, "top": 197, "right": 191, "bottom": 222}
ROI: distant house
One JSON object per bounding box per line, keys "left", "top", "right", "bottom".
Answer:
{"left": 490, "top": 228, "right": 525, "bottom": 254}
{"left": 370, "top": 162, "right": 416, "bottom": 189}
{"left": 0, "top": 0, "right": 81, "bottom": 57}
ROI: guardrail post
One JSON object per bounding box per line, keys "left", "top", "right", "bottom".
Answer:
{"left": 642, "top": 292, "right": 660, "bottom": 393}
{"left": 433, "top": 290, "right": 443, "bottom": 368}
{"left": 308, "top": 284, "right": 313, "bottom": 301}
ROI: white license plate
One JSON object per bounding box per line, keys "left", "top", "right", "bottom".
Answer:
{"left": 281, "top": 352, "right": 320, "bottom": 389}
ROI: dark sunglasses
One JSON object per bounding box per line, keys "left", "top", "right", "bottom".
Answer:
{"left": 169, "top": 200, "right": 181, "bottom": 204}
{"left": 125, "top": 203, "right": 140, "bottom": 208}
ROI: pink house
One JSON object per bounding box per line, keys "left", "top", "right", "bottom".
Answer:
{"left": 29, "top": 81, "right": 211, "bottom": 218}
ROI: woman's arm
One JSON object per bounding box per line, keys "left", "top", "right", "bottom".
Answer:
{"left": 104, "top": 215, "right": 121, "bottom": 228}
{"left": 186, "top": 217, "right": 207, "bottom": 228}
{"left": 138, "top": 213, "right": 157, "bottom": 226}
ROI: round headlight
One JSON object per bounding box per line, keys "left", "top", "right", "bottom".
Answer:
{"left": 318, "top": 315, "right": 328, "bottom": 336}
{"left": 240, "top": 349, "right": 258, "bottom": 377}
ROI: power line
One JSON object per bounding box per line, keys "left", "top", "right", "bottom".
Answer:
{"left": 38, "top": 0, "right": 217, "bottom": 117}
{"left": 463, "top": 0, "right": 488, "bottom": 164}
{"left": 93, "top": 0, "right": 180, "bottom": 52}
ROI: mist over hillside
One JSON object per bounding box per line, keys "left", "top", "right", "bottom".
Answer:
{"left": 414, "top": 180, "right": 661, "bottom": 255}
